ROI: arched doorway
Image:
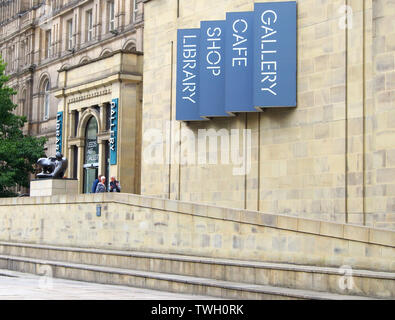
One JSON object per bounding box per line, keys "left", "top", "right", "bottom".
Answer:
{"left": 83, "top": 116, "right": 99, "bottom": 193}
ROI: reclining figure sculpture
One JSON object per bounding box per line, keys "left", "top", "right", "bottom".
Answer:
{"left": 36, "top": 152, "right": 68, "bottom": 179}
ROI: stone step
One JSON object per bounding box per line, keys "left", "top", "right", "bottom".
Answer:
{"left": 0, "top": 241, "right": 394, "bottom": 298}
{"left": 0, "top": 254, "right": 374, "bottom": 300}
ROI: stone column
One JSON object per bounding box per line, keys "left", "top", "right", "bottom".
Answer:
{"left": 94, "top": 0, "right": 102, "bottom": 41}
{"left": 73, "top": 7, "right": 81, "bottom": 50}
{"left": 98, "top": 140, "right": 105, "bottom": 178}
{"left": 99, "top": 103, "right": 107, "bottom": 131}
{"left": 77, "top": 141, "right": 85, "bottom": 194}
{"left": 69, "top": 111, "right": 75, "bottom": 139}
{"left": 67, "top": 145, "right": 74, "bottom": 179}
{"left": 115, "top": 0, "right": 125, "bottom": 31}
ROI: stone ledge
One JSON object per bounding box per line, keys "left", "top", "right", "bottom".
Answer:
{"left": 0, "top": 254, "right": 374, "bottom": 300}
{"left": 0, "top": 193, "right": 393, "bottom": 248}
{"left": 1, "top": 241, "right": 394, "bottom": 280}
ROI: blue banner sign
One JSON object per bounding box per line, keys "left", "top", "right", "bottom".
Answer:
{"left": 176, "top": 29, "right": 203, "bottom": 121}
{"left": 199, "top": 20, "right": 230, "bottom": 118}
{"left": 175, "top": 1, "right": 297, "bottom": 121}
{"left": 56, "top": 111, "right": 63, "bottom": 153}
{"left": 110, "top": 98, "right": 118, "bottom": 165}
{"left": 253, "top": 1, "right": 297, "bottom": 108}
{"left": 225, "top": 11, "right": 255, "bottom": 113}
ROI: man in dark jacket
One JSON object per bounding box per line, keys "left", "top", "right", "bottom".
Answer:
{"left": 91, "top": 174, "right": 102, "bottom": 193}
{"left": 109, "top": 176, "right": 121, "bottom": 192}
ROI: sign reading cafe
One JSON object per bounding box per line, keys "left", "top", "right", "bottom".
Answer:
{"left": 176, "top": 1, "right": 297, "bottom": 121}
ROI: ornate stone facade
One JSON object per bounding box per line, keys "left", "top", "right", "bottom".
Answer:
{"left": 0, "top": 0, "right": 144, "bottom": 193}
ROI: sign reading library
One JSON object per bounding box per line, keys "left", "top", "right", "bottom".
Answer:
{"left": 56, "top": 111, "right": 63, "bottom": 152}
{"left": 176, "top": 1, "right": 297, "bottom": 121}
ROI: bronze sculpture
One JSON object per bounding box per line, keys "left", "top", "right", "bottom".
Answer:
{"left": 36, "top": 152, "right": 68, "bottom": 179}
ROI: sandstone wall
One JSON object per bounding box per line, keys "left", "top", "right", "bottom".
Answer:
{"left": 141, "top": 0, "right": 395, "bottom": 230}
{"left": 0, "top": 193, "right": 393, "bottom": 272}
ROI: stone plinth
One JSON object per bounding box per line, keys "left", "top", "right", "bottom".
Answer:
{"left": 30, "top": 179, "right": 78, "bottom": 197}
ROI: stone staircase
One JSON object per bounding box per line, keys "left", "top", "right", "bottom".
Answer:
{"left": 0, "top": 241, "right": 393, "bottom": 300}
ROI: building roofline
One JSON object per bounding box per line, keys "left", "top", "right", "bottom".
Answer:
{"left": 58, "top": 49, "right": 143, "bottom": 73}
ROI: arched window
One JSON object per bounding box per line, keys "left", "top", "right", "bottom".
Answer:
{"left": 83, "top": 116, "right": 99, "bottom": 194}
{"left": 84, "top": 116, "right": 99, "bottom": 165}
{"left": 43, "top": 80, "right": 50, "bottom": 120}
{"left": 19, "top": 89, "right": 27, "bottom": 117}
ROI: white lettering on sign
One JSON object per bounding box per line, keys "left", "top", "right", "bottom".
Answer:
{"left": 182, "top": 35, "right": 198, "bottom": 104}
{"left": 110, "top": 102, "right": 117, "bottom": 152}
{"left": 56, "top": 113, "right": 62, "bottom": 151}
{"left": 206, "top": 27, "right": 222, "bottom": 76}
{"left": 260, "top": 10, "right": 277, "bottom": 96}
{"left": 232, "top": 19, "right": 248, "bottom": 67}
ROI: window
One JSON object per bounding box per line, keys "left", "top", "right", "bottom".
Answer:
{"left": 45, "top": 30, "right": 52, "bottom": 58}
{"left": 133, "top": 0, "right": 138, "bottom": 22}
{"left": 86, "top": 10, "right": 93, "bottom": 41}
{"left": 20, "top": 42, "right": 25, "bottom": 66}
{"left": 67, "top": 19, "right": 73, "bottom": 49}
{"left": 20, "top": 90, "right": 27, "bottom": 117}
{"left": 43, "top": 80, "right": 50, "bottom": 121}
{"left": 108, "top": 1, "right": 115, "bottom": 31}
{"left": 84, "top": 117, "right": 99, "bottom": 165}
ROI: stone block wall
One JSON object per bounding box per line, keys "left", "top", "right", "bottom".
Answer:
{"left": 141, "top": 0, "right": 395, "bottom": 230}
{"left": 0, "top": 193, "right": 394, "bottom": 272}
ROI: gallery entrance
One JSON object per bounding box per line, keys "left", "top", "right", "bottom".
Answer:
{"left": 83, "top": 116, "right": 99, "bottom": 193}
{"left": 83, "top": 165, "right": 98, "bottom": 194}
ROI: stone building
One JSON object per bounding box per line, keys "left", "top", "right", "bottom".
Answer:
{"left": 141, "top": 0, "right": 395, "bottom": 231}
{"left": 0, "top": 0, "right": 144, "bottom": 194}
{"left": 1, "top": 0, "right": 395, "bottom": 232}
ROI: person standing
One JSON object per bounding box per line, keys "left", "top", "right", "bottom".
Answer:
{"left": 95, "top": 176, "right": 107, "bottom": 193}
{"left": 91, "top": 174, "right": 102, "bottom": 193}
{"left": 109, "top": 176, "right": 121, "bottom": 192}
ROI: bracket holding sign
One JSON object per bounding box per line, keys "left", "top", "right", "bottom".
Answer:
{"left": 176, "top": 1, "right": 297, "bottom": 121}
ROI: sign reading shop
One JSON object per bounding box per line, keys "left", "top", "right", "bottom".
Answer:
{"left": 176, "top": 1, "right": 297, "bottom": 121}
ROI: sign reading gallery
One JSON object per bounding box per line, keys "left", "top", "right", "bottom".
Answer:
{"left": 176, "top": 1, "right": 297, "bottom": 121}
{"left": 253, "top": 1, "right": 296, "bottom": 107}
{"left": 110, "top": 98, "right": 119, "bottom": 165}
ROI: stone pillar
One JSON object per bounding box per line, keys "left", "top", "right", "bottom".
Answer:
{"left": 69, "top": 111, "right": 76, "bottom": 139}
{"left": 74, "top": 7, "right": 81, "bottom": 50}
{"left": 94, "top": 0, "right": 102, "bottom": 41}
{"left": 67, "top": 145, "right": 74, "bottom": 179}
{"left": 117, "top": 0, "right": 126, "bottom": 31}
{"left": 99, "top": 103, "right": 107, "bottom": 131}
{"left": 77, "top": 141, "right": 85, "bottom": 194}
{"left": 98, "top": 140, "right": 105, "bottom": 178}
